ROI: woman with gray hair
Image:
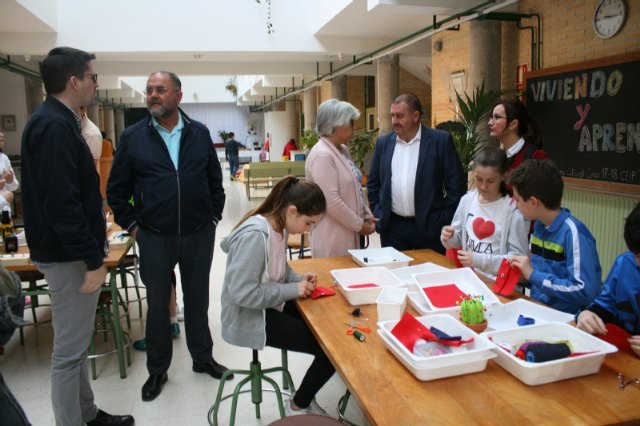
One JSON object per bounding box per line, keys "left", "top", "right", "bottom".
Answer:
{"left": 305, "top": 99, "right": 376, "bottom": 257}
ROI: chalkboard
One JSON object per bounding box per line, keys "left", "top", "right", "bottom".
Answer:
{"left": 525, "top": 52, "right": 640, "bottom": 196}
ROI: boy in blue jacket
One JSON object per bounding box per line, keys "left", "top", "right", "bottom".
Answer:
{"left": 508, "top": 159, "right": 601, "bottom": 314}
{"left": 577, "top": 202, "right": 640, "bottom": 357}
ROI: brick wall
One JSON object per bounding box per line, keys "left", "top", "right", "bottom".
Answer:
{"left": 431, "top": 0, "right": 640, "bottom": 125}
{"left": 399, "top": 68, "right": 432, "bottom": 126}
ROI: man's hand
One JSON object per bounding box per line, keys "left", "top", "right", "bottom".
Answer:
{"left": 80, "top": 264, "right": 108, "bottom": 293}
{"left": 509, "top": 255, "right": 533, "bottom": 280}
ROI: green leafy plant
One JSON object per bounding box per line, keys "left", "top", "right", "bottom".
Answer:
{"left": 224, "top": 78, "right": 238, "bottom": 98}
{"left": 438, "top": 81, "right": 501, "bottom": 173}
{"left": 299, "top": 129, "right": 319, "bottom": 152}
{"left": 218, "top": 131, "right": 232, "bottom": 142}
{"left": 349, "top": 128, "right": 379, "bottom": 173}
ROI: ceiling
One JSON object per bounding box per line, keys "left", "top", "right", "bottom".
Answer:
{"left": 0, "top": 0, "right": 518, "bottom": 107}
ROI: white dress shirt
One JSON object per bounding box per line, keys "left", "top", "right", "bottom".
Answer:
{"left": 391, "top": 126, "right": 422, "bottom": 217}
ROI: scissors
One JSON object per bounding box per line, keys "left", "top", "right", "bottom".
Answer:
{"left": 344, "top": 322, "right": 371, "bottom": 335}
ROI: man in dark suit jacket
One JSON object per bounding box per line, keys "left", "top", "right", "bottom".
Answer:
{"left": 367, "top": 93, "right": 466, "bottom": 253}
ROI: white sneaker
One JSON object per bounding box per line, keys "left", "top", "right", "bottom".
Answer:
{"left": 284, "top": 398, "right": 311, "bottom": 416}
{"left": 176, "top": 306, "right": 184, "bottom": 322}
{"left": 285, "top": 398, "right": 328, "bottom": 417}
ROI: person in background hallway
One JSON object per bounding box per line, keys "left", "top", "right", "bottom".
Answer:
{"left": 489, "top": 98, "right": 547, "bottom": 180}
{"left": 260, "top": 132, "right": 271, "bottom": 162}
{"left": 305, "top": 99, "right": 376, "bottom": 257}
{"left": 0, "top": 132, "right": 19, "bottom": 214}
{"left": 107, "top": 71, "right": 230, "bottom": 403}
{"left": 367, "top": 92, "right": 466, "bottom": 253}
{"left": 282, "top": 138, "right": 298, "bottom": 159}
{"left": 79, "top": 105, "right": 102, "bottom": 172}
{"left": 20, "top": 46, "right": 134, "bottom": 426}
{"left": 226, "top": 132, "right": 244, "bottom": 180}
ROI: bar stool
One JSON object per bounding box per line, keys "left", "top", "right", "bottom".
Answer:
{"left": 118, "top": 245, "right": 145, "bottom": 319}
{"left": 15, "top": 270, "right": 50, "bottom": 345}
{"left": 88, "top": 291, "right": 131, "bottom": 379}
{"left": 207, "top": 349, "right": 294, "bottom": 426}
{"left": 287, "top": 232, "right": 310, "bottom": 260}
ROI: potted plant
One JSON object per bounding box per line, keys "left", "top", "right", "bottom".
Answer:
{"left": 218, "top": 130, "right": 232, "bottom": 143}
{"left": 299, "top": 129, "right": 319, "bottom": 152}
{"left": 437, "top": 81, "right": 502, "bottom": 175}
{"left": 349, "top": 128, "right": 379, "bottom": 176}
{"left": 458, "top": 294, "right": 487, "bottom": 333}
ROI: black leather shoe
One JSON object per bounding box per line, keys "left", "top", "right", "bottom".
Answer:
{"left": 141, "top": 373, "right": 168, "bottom": 401}
{"left": 87, "top": 409, "right": 134, "bottom": 426}
{"left": 192, "top": 359, "right": 234, "bottom": 380}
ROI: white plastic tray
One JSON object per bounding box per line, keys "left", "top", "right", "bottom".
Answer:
{"left": 331, "top": 267, "right": 404, "bottom": 306}
{"left": 407, "top": 296, "right": 575, "bottom": 332}
{"left": 390, "top": 262, "right": 449, "bottom": 286}
{"left": 413, "top": 268, "right": 501, "bottom": 312}
{"left": 376, "top": 287, "right": 408, "bottom": 321}
{"left": 485, "top": 322, "right": 618, "bottom": 386}
{"left": 486, "top": 299, "right": 575, "bottom": 330}
{"left": 348, "top": 247, "right": 413, "bottom": 269}
{"left": 377, "top": 314, "right": 496, "bottom": 368}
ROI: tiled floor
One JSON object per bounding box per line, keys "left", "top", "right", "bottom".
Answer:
{"left": 0, "top": 164, "right": 375, "bottom": 426}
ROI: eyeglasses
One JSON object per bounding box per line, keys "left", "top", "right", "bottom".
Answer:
{"left": 78, "top": 73, "right": 98, "bottom": 83}
{"left": 349, "top": 119, "right": 355, "bottom": 128}
{"left": 144, "top": 86, "right": 177, "bottom": 95}
{"left": 489, "top": 114, "right": 506, "bottom": 121}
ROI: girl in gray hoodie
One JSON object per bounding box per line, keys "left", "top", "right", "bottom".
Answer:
{"left": 220, "top": 176, "right": 335, "bottom": 415}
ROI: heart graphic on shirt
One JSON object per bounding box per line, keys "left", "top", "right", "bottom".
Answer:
{"left": 472, "top": 218, "right": 495, "bottom": 240}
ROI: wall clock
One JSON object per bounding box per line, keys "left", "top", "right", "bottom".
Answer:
{"left": 593, "top": 0, "right": 627, "bottom": 39}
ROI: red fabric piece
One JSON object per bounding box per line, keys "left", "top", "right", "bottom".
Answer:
{"left": 598, "top": 323, "right": 632, "bottom": 351}
{"left": 422, "top": 284, "right": 466, "bottom": 308}
{"left": 310, "top": 286, "right": 336, "bottom": 299}
{"left": 390, "top": 313, "right": 474, "bottom": 352}
{"left": 347, "top": 283, "right": 379, "bottom": 289}
{"left": 445, "top": 248, "right": 463, "bottom": 268}
{"left": 472, "top": 217, "right": 496, "bottom": 239}
{"left": 492, "top": 259, "right": 522, "bottom": 295}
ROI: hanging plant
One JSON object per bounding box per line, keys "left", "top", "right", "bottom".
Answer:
{"left": 255, "top": 0, "right": 274, "bottom": 34}
{"left": 225, "top": 78, "right": 238, "bottom": 98}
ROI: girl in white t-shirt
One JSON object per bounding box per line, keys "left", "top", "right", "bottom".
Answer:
{"left": 440, "top": 146, "right": 529, "bottom": 280}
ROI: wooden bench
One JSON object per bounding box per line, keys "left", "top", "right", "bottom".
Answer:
{"left": 244, "top": 161, "right": 305, "bottom": 200}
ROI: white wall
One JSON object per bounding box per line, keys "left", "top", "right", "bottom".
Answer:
{"left": 0, "top": 68, "right": 29, "bottom": 155}
{"left": 265, "top": 101, "right": 299, "bottom": 161}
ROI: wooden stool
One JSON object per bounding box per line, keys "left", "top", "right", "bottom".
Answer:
{"left": 287, "top": 232, "right": 310, "bottom": 260}
{"left": 208, "top": 349, "right": 294, "bottom": 426}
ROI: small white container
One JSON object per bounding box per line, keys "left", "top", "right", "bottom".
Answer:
{"left": 390, "top": 262, "right": 449, "bottom": 287}
{"left": 413, "top": 267, "right": 501, "bottom": 311}
{"left": 485, "top": 322, "right": 618, "bottom": 386}
{"left": 331, "top": 267, "right": 404, "bottom": 305}
{"left": 348, "top": 247, "right": 413, "bottom": 269}
{"left": 376, "top": 287, "right": 408, "bottom": 321}
{"left": 377, "top": 314, "right": 496, "bottom": 368}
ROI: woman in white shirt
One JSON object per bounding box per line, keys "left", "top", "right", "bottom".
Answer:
{"left": 0, "top": 132, "right": 19, "bottom": 213}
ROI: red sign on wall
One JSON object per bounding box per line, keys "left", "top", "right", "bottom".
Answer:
{"left": 516, "top": 63, "right": 528, "bottom": 90}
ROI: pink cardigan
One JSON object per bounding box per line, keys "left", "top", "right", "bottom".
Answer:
{"left": 305, "top": 138, "right": 372, "bottom": 257}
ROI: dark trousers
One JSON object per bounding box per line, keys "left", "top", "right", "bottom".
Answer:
{"left": 228, "top": 153, "right": 239, "bottom": 178}
{"left": 265, "top": 302, "right": 335, "bottom": 408}
{"left": 136, "top": 222, "right": 216, "bottom": 375}
{"left": 381, "top": 212, "right": 445, "bottom": 254}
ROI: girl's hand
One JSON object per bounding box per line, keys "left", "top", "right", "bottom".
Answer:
{"left": 305, "top": 273, "right": 317, "bottom": 286}
{"left": 3, "top": 169, "right": 14, "bottom": 183}
{"left": 441, "top": 226, "right": 454, "bottom": 242}
{"left": 297, "top": 279, "right": 316, "bottom": 298}
{"left": 629, "top": 336, "right": 640, "bottom": 358}
{"left": 456, "top": 250, "right": 473, "bottom": 267}
{"left": 576, "top": 310, "right": 607, "bottom": 335}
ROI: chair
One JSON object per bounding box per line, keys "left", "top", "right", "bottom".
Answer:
{"left": 208, "top": 349, "right": 295, "bottom": 426}
{"left": 287, "top": 232, "right": 310, "bottom": 260}
{"left": 15, "top": 270, "right": 50, "bottom": 345}
{"left": 117, "top": 244, "right": 145, "bottom": 320}
{"left": 88, "top": 291, "right": 132, "bottom": 380}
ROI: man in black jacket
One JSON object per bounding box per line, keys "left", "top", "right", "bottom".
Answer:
{"left": 21, "top": 47, "right": 134, "bottom": 426}
{"left": 107, "top": 71, "right": 230, "bottom": 402}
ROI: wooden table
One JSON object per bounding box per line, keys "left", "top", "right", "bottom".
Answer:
{"left": 290, "top": 250, "right": 640, "bottom": 425}
{"left": 3, "top": 231, "right": 134, "bottom": 378}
